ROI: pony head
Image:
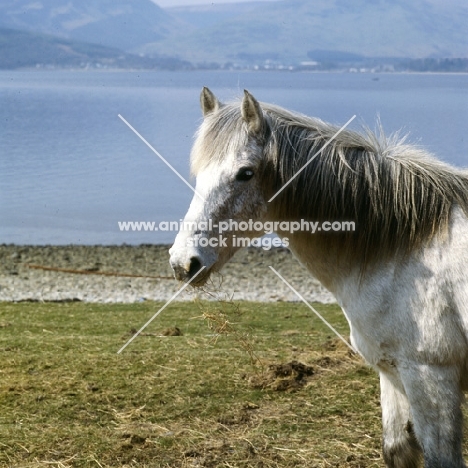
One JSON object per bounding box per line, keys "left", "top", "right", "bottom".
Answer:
{"left": 169, "top": 88, "right": 272, "bottom": 285}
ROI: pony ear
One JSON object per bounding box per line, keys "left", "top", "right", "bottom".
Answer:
{"left": 200, "top": 87, "right": 220, "bottom": 117}
{"left": 241, "top": 89, "right": 264, "bottom": 136}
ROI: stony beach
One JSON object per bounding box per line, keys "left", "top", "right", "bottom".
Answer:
{"left": 0, "top": 244, "right": 336, "bottom": 303}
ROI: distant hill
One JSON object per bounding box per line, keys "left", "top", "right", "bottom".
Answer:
{"left": 0, "top": 0, "right": 183, "bottom": 52}
{"left": 158, "top": 0, "right": 468, "bottom": 65}
{"left": 0, "top": 0, "right": 467, "bottom": 70}
{"left": 0, "top": 28, "right": 190, "bottom": 70}
{"left": 167, "top": 1, "right": 271, "bottom": 29}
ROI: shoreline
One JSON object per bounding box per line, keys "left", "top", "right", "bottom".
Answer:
{"left": 5, "top": 68, "right": 468, "bottom": 75}
{"left": 0, "top": 244, "right": 335, "bottom": 304}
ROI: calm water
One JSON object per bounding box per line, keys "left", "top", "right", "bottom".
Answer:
{"left": 1, "top": 70, "right": 467, "bottom": 244}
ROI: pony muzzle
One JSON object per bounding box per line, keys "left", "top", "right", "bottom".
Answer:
{"left": 169, "top": 243, "right": 217, "bottom": 286}
{"left": 171, "top": 256, "right": 206, "bottom": 283}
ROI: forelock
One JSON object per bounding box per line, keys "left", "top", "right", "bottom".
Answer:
{"left": 190, "top": 103, "right": 248, "bottom": 175}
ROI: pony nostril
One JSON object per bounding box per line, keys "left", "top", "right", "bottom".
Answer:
{"left": 188, "top": 256, "right": 203, "bottom": 277}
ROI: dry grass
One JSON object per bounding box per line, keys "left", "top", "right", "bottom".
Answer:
{"left": 0, "top": 300, "right": 466, "bottom": 467}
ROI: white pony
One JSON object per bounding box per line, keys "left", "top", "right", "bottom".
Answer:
{"left": 170, "top": 87, "right": 468, "bottom": 467}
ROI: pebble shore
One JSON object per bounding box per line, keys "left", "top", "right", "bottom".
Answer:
{"left": 0, "top": 245, "right": 336, "bottom": 304}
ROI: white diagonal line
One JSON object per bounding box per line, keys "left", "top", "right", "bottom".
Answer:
{"left": 117, "top": 266, "right": 206, "bottom": 354}
{"left": 268, "top": 266, "right": 357, "bottom": 353}
{"left": 268, "top": 115, "right": 356, "bottom": 203}
{"left": 118, "top": 114, "right": 204, "bottom": 201}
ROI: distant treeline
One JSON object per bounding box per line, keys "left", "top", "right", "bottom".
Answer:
{"left": 396, "top": 58, "right": 468, "bottom": 72}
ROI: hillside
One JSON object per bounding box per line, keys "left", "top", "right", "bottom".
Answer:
{"left": 158, "top": 0, "right": 468, "bottom": 65}
{"left": 0, "top": 0, "right": 184, "bottom": 52}
{"left": 0, "top": 0, "right": 467, "bottom": 70}
{"left": 0, "top": 28, "right": 190, "bottom": 70}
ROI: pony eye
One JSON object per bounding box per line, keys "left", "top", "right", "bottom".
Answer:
{"left": 236, "top": 167, "right": 254, "bottom": 181}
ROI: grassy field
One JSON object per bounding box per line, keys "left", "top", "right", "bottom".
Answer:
{"left": 0, "top": 300, "right": 464, "bottom": 467}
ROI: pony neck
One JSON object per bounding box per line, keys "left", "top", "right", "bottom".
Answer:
{"left": 281, "top": 231, "right": 357, "bottom": 295}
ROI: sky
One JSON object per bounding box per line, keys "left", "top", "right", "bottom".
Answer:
{"left": 154, "top": 0, "right": 279, "bottom": 7}
{"left": 154, "top": 0, "right": 465, "bottom": 7}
